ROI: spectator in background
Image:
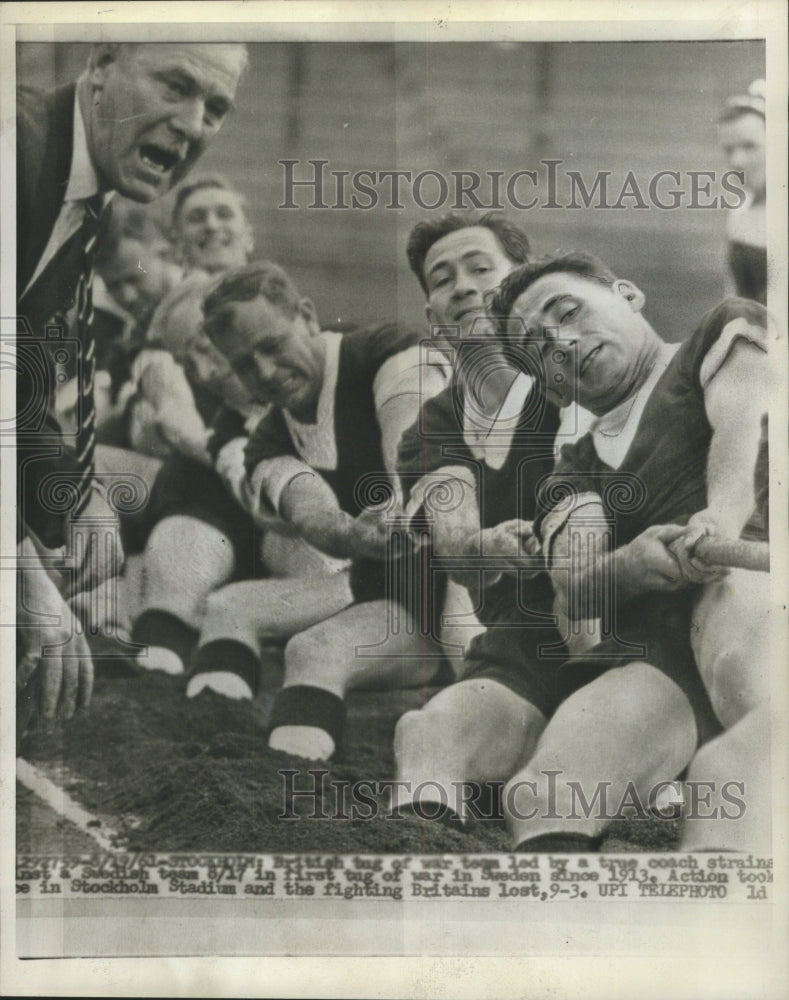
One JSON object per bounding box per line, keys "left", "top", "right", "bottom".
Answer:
{"left": 171, "top": 173, "right": 254, "bottom": 276}
{"left": 717, "top": 79, "right": 766, "bottom": 304}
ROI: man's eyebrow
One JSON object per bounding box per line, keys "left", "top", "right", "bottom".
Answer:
{"left": 426, "top": 259, "right": 451, "bottom": 279}
{"left": 540, "top": 293, "right": 573, "bottom": 315}
{"left": 159, "top": 63, "right": 236, "bottom": 112}
{"left": 426, "top": 249, "right": 491, "bottom": 278}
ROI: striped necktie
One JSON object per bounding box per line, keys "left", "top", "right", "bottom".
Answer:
{"left": 72, "top": 193, "right": 105, "bottom": 518}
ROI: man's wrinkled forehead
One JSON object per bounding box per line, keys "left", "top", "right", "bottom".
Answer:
{"left": 128, "top": 42, "right": 246, "bottom": 92}
{"left": 511, "top": 271, "right": 603, "bottom": 328}
{"left": 221, "top": 295, "right": 285, "bottom": 341}
{"left": 424, "top": 226, "right": 509, "bottom": 278}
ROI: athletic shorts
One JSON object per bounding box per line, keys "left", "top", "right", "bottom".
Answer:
{"left": 123, "top": 453, "right": 265, "bottom": 581}
{"left": 349, "top": 539, "right": 447, "bottom": 641}
{"left": 462, "top": 574, "right": 567, "bottom": 719}
{"left": 462, "top": 581, "right": 722, "bottom": 746}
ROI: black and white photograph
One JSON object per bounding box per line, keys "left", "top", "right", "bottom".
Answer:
{"left": 1, "top": 0, "right": 787, "bottom": 995}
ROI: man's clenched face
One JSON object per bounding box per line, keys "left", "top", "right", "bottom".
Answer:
{"left": 423, "top": 226, "right": 517, "bottom": 339}
{"left": 85, "top": 43, "right": 245, "bottom": 202}
{"left": 211, "top": 296, "right": 326, "bottom": 422}
{"left": 509, "top": 271, "right": 649, "bottom": 414}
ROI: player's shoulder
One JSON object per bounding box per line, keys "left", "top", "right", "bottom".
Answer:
{"left": 695, "top": 297, "right": 767, "bottom": 338}
{"left": 396, "top": 377, "right": 467, "bottom": 475}
{"left": 668, "top": 298, "right": 772, "bottom": 396}
{"left": 405, "top": 379, "right": 461, "bottom": 436}
{"left": 341, "top": 322, "right": 423, "bottom": 368}
{"left": 680, "top": 296, "right": 768, "bottom": 372}
{"left": 243, "top": 406, "right": 292, "bottom": 472}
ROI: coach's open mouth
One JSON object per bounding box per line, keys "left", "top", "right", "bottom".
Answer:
{"left": 139, "top": 144, "right": 182, "bottom": 175}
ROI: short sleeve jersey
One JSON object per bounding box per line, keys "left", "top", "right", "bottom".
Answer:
{"left": 398, "top": 372, "right": 562, "bottom": 529}
{"left": 244, "top": 323, "right": 424, "bottom": 515}
{"left": 538, "top": 298, "right": 769, "bottom": 550}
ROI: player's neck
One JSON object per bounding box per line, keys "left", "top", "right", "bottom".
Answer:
{"left": 592, "top": 332, "right": 662, "bottom": 416}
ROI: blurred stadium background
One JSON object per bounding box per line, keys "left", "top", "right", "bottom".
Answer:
{"left": 18, "top": 40, "right": 764, "bottom": 340}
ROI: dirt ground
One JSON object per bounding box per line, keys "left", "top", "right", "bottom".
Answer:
{"left": 18, "top": 668, "right": 681, "bottom": 855}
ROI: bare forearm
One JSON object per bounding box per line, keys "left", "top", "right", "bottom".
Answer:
{"left": 293, "top": 506, "right": 359, "bottom": 559}
{"left": 280, "top": 476, "right": 357, "bottom": 558}
{"left": 702, "top": 337, "right": 769, "bottom": 537}
{"left": 428, "top": 477, "right": 483, "bottom": 590}
{"left": 705, "top": 414, "right": 762, "bottom": 536}
{"left": 550, "top": 519, "right": 647, "bottom": 620}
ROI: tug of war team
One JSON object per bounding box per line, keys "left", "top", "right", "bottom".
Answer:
{"left": 15, "top": 46, "right": 773, "bottom": 853}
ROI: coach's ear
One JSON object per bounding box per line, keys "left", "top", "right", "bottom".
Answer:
{"left": 614, "top": 279, "right": 645, "bottom": 313}
{"left": 88, "top": 44, "right": 122, "bottom": 87}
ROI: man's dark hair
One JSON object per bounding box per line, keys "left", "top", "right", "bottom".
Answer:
{"left": 406, "top": 212, "right": 531, "bottom": 293}
{"left": 95, "top": 203, "right": 171, "bottom": 273}
{"left": 202, "top": 260, "right": 301, "bottom": 342}
{"left": 487, "top": 250, "right": 618, "bottom": 335}
{"left": 171, "top": 172, "right": 247, "bottom": 228}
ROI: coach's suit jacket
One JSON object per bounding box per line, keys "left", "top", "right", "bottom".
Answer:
{"left": 16, "top": 83, "right": 97, "bottom": 547}
{"left": 17, "top": 82, "right": 86, "bottom": 327}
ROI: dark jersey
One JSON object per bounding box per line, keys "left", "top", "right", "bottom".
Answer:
{"left": 398, "top": 372, "right": 561, "bottom": 529}
{"left": 245, "top": 323, "right": 422, "bottom": 515}
{"left": 398, "top": 368, "right": 564, "bottom": 646}
{"left": 244, "top": 323, "right": 428, "bottom": 606}
{"left": 538, "top": 298, "right": 769, "bottom": 552}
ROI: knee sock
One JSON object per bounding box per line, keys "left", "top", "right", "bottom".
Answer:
{"left": 268, "top": 686, "right": 346, "bottom": 760}
{"left": 133, "top": 609, "right": 199, "bottom": 671}
{"left": 187, "top": 639, "right": 259, "bottom": 700}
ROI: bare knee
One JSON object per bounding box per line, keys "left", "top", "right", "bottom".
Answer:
{"left": 689, "top": 705, "right": 770, "bottom": 782}
{"left": 283, "top": 626, "right": 345, "bottom": 688}
{"left": 393, "top": 707, "right": 429, "bottom": 755}
{"left": 700, "top": 650, "right": 767, "bottom": 728}
{"left": 394, "top": 685, "right": 483, "bottom": 750}
{"left": 204, "top": 587, "right": 234, "bottom": 621}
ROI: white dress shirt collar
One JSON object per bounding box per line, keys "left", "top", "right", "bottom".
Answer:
{"left": 66, "top": 87, "right": 104, "bottom": 203}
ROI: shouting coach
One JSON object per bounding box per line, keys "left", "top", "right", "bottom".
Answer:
{"left": 15, "top": 43, "right": 247, "bottom": 734}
